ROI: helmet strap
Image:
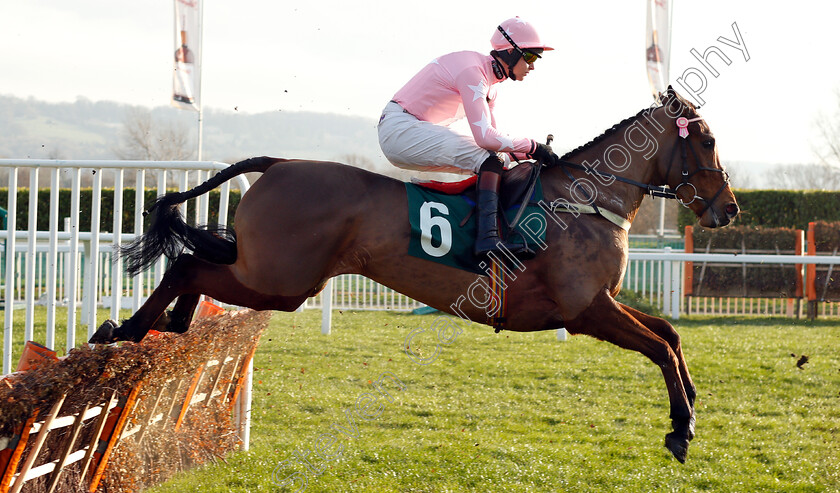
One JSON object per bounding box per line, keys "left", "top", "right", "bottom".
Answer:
{"left": 491, "top": 50, "right": 520, "bottom": 81}
{"left": 491, "top": 59, "right": 507, "bottom": 80}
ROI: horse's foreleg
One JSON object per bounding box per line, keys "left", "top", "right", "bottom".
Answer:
{"left": 618, "top": 303, "right": 697, "bottom": 423}
{"left": 565, "top": 290, "right": 694, "bottom": 463}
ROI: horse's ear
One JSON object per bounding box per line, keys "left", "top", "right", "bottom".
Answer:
{"left": 662, "top": 85, "right": 679, "bottom": 102}
{"left": 656, "top": 86, "right": 676, "bottom": 108}
{"left": 661, "top": 86, "right": 698, "bottom": 113}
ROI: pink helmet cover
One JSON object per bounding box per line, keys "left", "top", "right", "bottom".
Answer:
{"left": 491, "top": 17, "right": 553, "bottom": 52}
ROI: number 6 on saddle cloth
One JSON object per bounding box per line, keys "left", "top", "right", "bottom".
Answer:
{"left": 405, "top": 161, "right": 545, "bottom": 274}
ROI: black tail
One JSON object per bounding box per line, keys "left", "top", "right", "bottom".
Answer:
{"left": 119, "top": 156, "right": 282, "bottom": 276}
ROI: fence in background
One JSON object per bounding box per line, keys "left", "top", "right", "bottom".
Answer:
{"left": 0, "top": 159, "right": 249, "bottom": 373}
{"left": 310, "top": 247, "right": 840, "bottom": 334}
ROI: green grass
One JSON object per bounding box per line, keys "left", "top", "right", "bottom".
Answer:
{"left": 112, "top": 311, "right": 838, "bottom": 492}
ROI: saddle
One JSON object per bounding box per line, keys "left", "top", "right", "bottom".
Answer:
{"left": 416, "top": 160, "right": 540, "bottom": 212}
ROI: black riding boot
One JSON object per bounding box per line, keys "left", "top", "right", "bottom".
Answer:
{"left": 473, "top": 156, "right": 530, "bottom": 259}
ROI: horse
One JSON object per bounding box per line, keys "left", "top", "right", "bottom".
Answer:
{"left": 91, "top": 87, "right": 738, "bottom": 463}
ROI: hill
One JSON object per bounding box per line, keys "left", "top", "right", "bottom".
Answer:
{"left": 0, "top": 94, "right": 418, "bottom": 179}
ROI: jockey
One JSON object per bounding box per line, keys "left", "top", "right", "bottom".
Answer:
{"left": 378, "top": 17, "right": 557, "bottom": 258}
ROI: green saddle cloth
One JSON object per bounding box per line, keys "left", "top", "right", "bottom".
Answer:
{"left": 405, "top": 179, "right": 545, "bottom": 274}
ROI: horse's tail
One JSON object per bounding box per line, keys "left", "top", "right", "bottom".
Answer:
{"left": 119, "top": 156, "right": 282, "bottom": 276}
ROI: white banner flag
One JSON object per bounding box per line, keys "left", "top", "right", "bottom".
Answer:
{"left": 645, "top": 0, "right": 671, "bottom": 100}
{"left": 172, "top": 0, "right": 201, "bottom": 111}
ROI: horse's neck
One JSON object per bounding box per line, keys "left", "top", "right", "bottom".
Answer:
{"left": 544, "top": 147, "right": 654, "bottom": 224}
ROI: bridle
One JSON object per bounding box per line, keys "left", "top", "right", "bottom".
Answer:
{"left": 662, "top": 116, "right": 730, "bottom": 219}
{"left": 546, "top": 114, "right": 730, "bottom": 222}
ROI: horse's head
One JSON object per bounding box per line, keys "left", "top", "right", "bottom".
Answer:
{"left": 653, "top": 87, "right": 739, "bottom": 228}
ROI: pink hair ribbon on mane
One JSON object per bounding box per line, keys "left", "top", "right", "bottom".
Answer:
{"left": 676, "top": 116, "right": 704, "bottom": 139}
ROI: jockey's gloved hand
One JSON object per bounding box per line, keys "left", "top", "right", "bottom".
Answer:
{"left": 529, "top": 143, "right": 558, "bottom": 167}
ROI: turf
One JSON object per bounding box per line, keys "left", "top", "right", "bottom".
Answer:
{"left": 137, "top": 311, "right": 837, "bottom": 492}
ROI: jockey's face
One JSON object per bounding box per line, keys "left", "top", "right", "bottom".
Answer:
{"left": 511, "top": 55, "right": 534, "bottom": 81}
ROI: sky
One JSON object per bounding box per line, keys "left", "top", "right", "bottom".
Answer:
{"left": 2, "top": 0, "right": 840, "bottom": 170}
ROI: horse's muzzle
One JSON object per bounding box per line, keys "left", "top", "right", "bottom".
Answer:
{"left": 713, "top": 201, "right": 739, "bottom": 227}
{"left": 724, "top": 202, "right": 739, "bottom": 220}
{"left": 700, "top": 200, "right": 739, "bottom": 228}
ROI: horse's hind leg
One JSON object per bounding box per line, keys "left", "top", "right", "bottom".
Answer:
{"left": 91, "top": 254, "right": 205, "bottom": 343}
{"left": 132, "top": 294, "right": 200, "bottom": 335}
{"left": 91, "top": 253, "right": 310, "bottom": 344}
{"left": 565, "top": 290, "right": 694, "bottom": 463}
{"left": 164, "top": 294, "right": 202, "bottom": 333}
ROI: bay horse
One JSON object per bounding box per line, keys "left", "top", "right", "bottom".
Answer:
{"left": 91, "top": 88, "right": 738, "bottom": 463}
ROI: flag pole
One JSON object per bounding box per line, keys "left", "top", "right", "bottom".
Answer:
{"left": 646, "top": 0, "right": 673, "bottom": 237}
{"left": 196, "top": 0, "right": 204, "bottom": 161}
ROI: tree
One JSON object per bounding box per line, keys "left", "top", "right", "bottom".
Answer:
{"left": 766, "top": 163, "right": 840, "bottom": 190}
{"left": 114, "top": 107, "right": 194, "bottom": 161}
{"left": 814, "top": 88, "right": 840, "bottom": 168}
{"left": 763, "top": 88, "right": 840, "bottom": 190}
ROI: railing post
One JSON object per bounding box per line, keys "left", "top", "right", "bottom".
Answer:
{"left": 321, "top": 279, "right": 333, "bottom": 335}
{"left": 80, "top": 239, "right": 92, "bottom": 328}
{"left": 671, "top": 255, "right": 681, "bottom": 320}
{"left": 132, "top": 169, "right": 146, "bottom": 313}
{"left": 238, "top": 359, "right": 254, "bottom": 451}
{"left": 807, "top": 222, "right": 817, "bottom": 319}
{"left": 684, "top": 225, "right": 694, "bottom": 296}
{"left": 46, "top": 168, "right": 60, "bottom": 349}
{"left": 66, "top": 169, "right": 81, "bottom": 353}
{"left": 111, "top": 169, "right": 124, "bottom": 320}
{"left": 24, "top": 169, "right": 39, "bottom": 341}
{"left": 85, "top": 168, "right": 103, "bottom": 338}
{"left": 662, "top": 247, "right": 672, "bottom": 317}
{"left": 3, "top": 168, "right": 18, "bottom": 375}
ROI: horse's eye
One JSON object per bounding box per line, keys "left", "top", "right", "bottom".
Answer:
{"left": 702, "top": 139, "right": 715, "bottom": 150}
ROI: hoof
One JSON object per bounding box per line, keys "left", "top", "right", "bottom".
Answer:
{"left": 665, "top": 431, "right": 689, "bottom": 463}
{"left": 89, "top": 319, "right": 120, "bottom": 344}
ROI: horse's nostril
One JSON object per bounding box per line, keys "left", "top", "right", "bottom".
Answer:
{"left": 725, "top": 203, "right": 739, "bottom": 217}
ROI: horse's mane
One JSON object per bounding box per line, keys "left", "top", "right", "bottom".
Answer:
{"left": 560, "top": 108, "right": 652, "bottom": 160}
{"left": 560, "top": 93, "right": 698, "bottom": 161}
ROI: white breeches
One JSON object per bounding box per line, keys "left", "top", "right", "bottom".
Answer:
{"left": 377, "top": 101, "right": 508, "bottom": 175}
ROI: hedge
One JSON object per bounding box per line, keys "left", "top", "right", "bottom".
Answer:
{"left": 689, "top": 225, "right": 801, "bottom": 297}
{"left": 689, "top": 222, "right": 840, "bottom": 299}
{"left": 678, "top": 189, "right": 840, "bottom": 231}
{"left": 0, "top": 188, "right": 242, "bottom": 233}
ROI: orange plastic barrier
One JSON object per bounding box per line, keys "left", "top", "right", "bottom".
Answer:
{"left": 16, "top": 342, "right": 59, "bottom": 372}
{"left": 195, "top": 300, "right": 225, "bottom": 318}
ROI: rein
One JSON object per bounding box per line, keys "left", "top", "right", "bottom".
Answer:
{"left": 552, "top": 159, "right": 677, "bottom": 199}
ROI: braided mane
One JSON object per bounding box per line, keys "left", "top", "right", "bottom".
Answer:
{"left": 560, "top": 91, "right": 698, "bottom": 161}
{"left": 560, "top": 107, "right": 654, "bottom": 161}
